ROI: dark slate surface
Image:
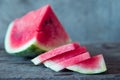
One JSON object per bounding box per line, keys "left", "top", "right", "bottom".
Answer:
{"left": 0, "top": 43, "right": 120, "bottom": 80}
{"left": 1, "top": 0, "right": 120, "bottom": 48}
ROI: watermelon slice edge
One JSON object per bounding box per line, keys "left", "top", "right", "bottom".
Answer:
{"left": 44, "top": 52, "right": 91, "bottom": 72}
{"left": 67, "top": 54, "right": 107, "bottom": 74}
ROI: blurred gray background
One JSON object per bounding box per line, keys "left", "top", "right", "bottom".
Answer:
{"left": 0, "top": 0, "right": 120, "bottom": 49}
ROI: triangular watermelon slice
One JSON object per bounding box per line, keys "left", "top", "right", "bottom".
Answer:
{"left": 67, "top": 54, "right": 107, "bottom": 74}
{"left": 5, "top": 4, "right": 71, "bottom": 57}
{"left": 44, "top": 52, "right": 91, "bottom": 72}
{"left": 31, "top": 42, "right": 80, "bottom": 65}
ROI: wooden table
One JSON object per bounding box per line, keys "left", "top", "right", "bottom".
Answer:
{"left": 0, "top": 43, "right": 120, "bottom": 80}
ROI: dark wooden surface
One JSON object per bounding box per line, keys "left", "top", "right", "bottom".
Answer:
{"left": 0, "top": 43, "right": 120, "bottom": 80}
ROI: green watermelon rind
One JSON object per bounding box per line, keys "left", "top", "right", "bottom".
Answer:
{"left": 13, "top": 44, "right": 46, "bottom": 57}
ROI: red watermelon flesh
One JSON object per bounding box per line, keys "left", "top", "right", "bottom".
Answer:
{"left": 36, "top": 5, "right": 70, "bottom": 50}
{"left": 31, "top": 42, "right": 80, "bottom": 65}
{"left": 44, "top": 46, "right": 87, "bottom": 63}
{"left": 44, "top": 52, "right": 90, "bottom": 72}
{"left": 10, "top": 6, "right": 45, "bottom": 48}
{"left": 5, "top": 4, "right": 71, "bottom": 56}
{"left": 44, "top": 46, "right": 87, "bottom": 68}
{"left": 67, "top": 54, "right": 107, "bottom": 74}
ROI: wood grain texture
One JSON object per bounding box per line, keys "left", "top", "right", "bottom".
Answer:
{"left": 0, "top": 43, "right": 120, "bottom": 80}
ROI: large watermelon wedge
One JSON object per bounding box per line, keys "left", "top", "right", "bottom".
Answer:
{"left": 4, "top": 4, "right": 71, "bottom": 57}
{"left": 67, "top": 54, "right": 107, "bottom": 74}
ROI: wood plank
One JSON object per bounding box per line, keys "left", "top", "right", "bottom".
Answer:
{"left": 0, "top": 43, "right": 120, "bottom": 79}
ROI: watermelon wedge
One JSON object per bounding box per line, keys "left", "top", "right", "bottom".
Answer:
{"left": 5, "top": 4, "right": 71, "bottom": 57}
{"left": 44, "top": 52, "right": 91, "bottom": 72}
{"left": 67, "top": 54, "right": 107, "bottom": 74}
{"left": 31, "top": 42, "right": 80, "bottom": 65}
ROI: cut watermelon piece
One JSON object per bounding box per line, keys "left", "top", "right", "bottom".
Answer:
{"left": 31, "top": 42, "right": 80, "bottom": 65}
{"left": 5, "top": 4, "right": 71, "bottom": 57}
{"left": 44, "top": 52, "right": 90, "bottom": 72}
{"left": 67, "top": 54, "right": 107, "bottom": 74}
{"left": 44, "top": 46, "right": 87, "bottom": 67}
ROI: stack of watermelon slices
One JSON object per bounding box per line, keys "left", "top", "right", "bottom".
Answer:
{"left": 31, "top": 42, "right": 107, "bottom": 74}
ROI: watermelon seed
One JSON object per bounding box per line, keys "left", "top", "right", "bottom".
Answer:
{"left": 45, "top": 20, "right": 49, "bottom": 25}
{"left": 44, "top": 18, "right": 53, "bottom": 25}
{"left": 49, "top": 18, "right": 53, "bottom": 24}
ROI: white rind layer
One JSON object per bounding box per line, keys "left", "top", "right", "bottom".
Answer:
{"left": 31, "top": 57, "right": 41, "bottom": 65}
{"left": 66, "top": 56, "right": 107, "bottom": 74}
{"left": 44, "top": 60, "right": 64, "bottom": 72}
{"left": 5, "top": 21, "right": 36, "bottom": 54}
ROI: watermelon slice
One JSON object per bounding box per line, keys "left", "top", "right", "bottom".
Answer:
{"left": 67, "top": 54, "right": 107, "bottom": 74}
{"left": 44, "top": 52, "right": 91, "bottom": 72}
{"left": 31, "top": 42, "right": 80, "bottom": 65}
{"left": 5, "top": 4, "right": 71, "bottom": 56}
{"left": 44, "top": 46, "right": 87, "bottom": 67}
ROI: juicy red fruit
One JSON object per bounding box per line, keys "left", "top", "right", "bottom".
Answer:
{"left": 38, "top": 42, "right": 80, "bottom": 62}
{"left": 10, "top": 6, "right": 43, "bottom": 48}
{"left": 76, "top": 54, "right": 103, "bottom": 69}
{"left": 36, "top": 6, "right": 69, "bottom": 48}
{"left": 9, "top": 4, "right": 70, "bottom": 50}
{"left": 46, "top": 46, "right": 87, "bottom": 63}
